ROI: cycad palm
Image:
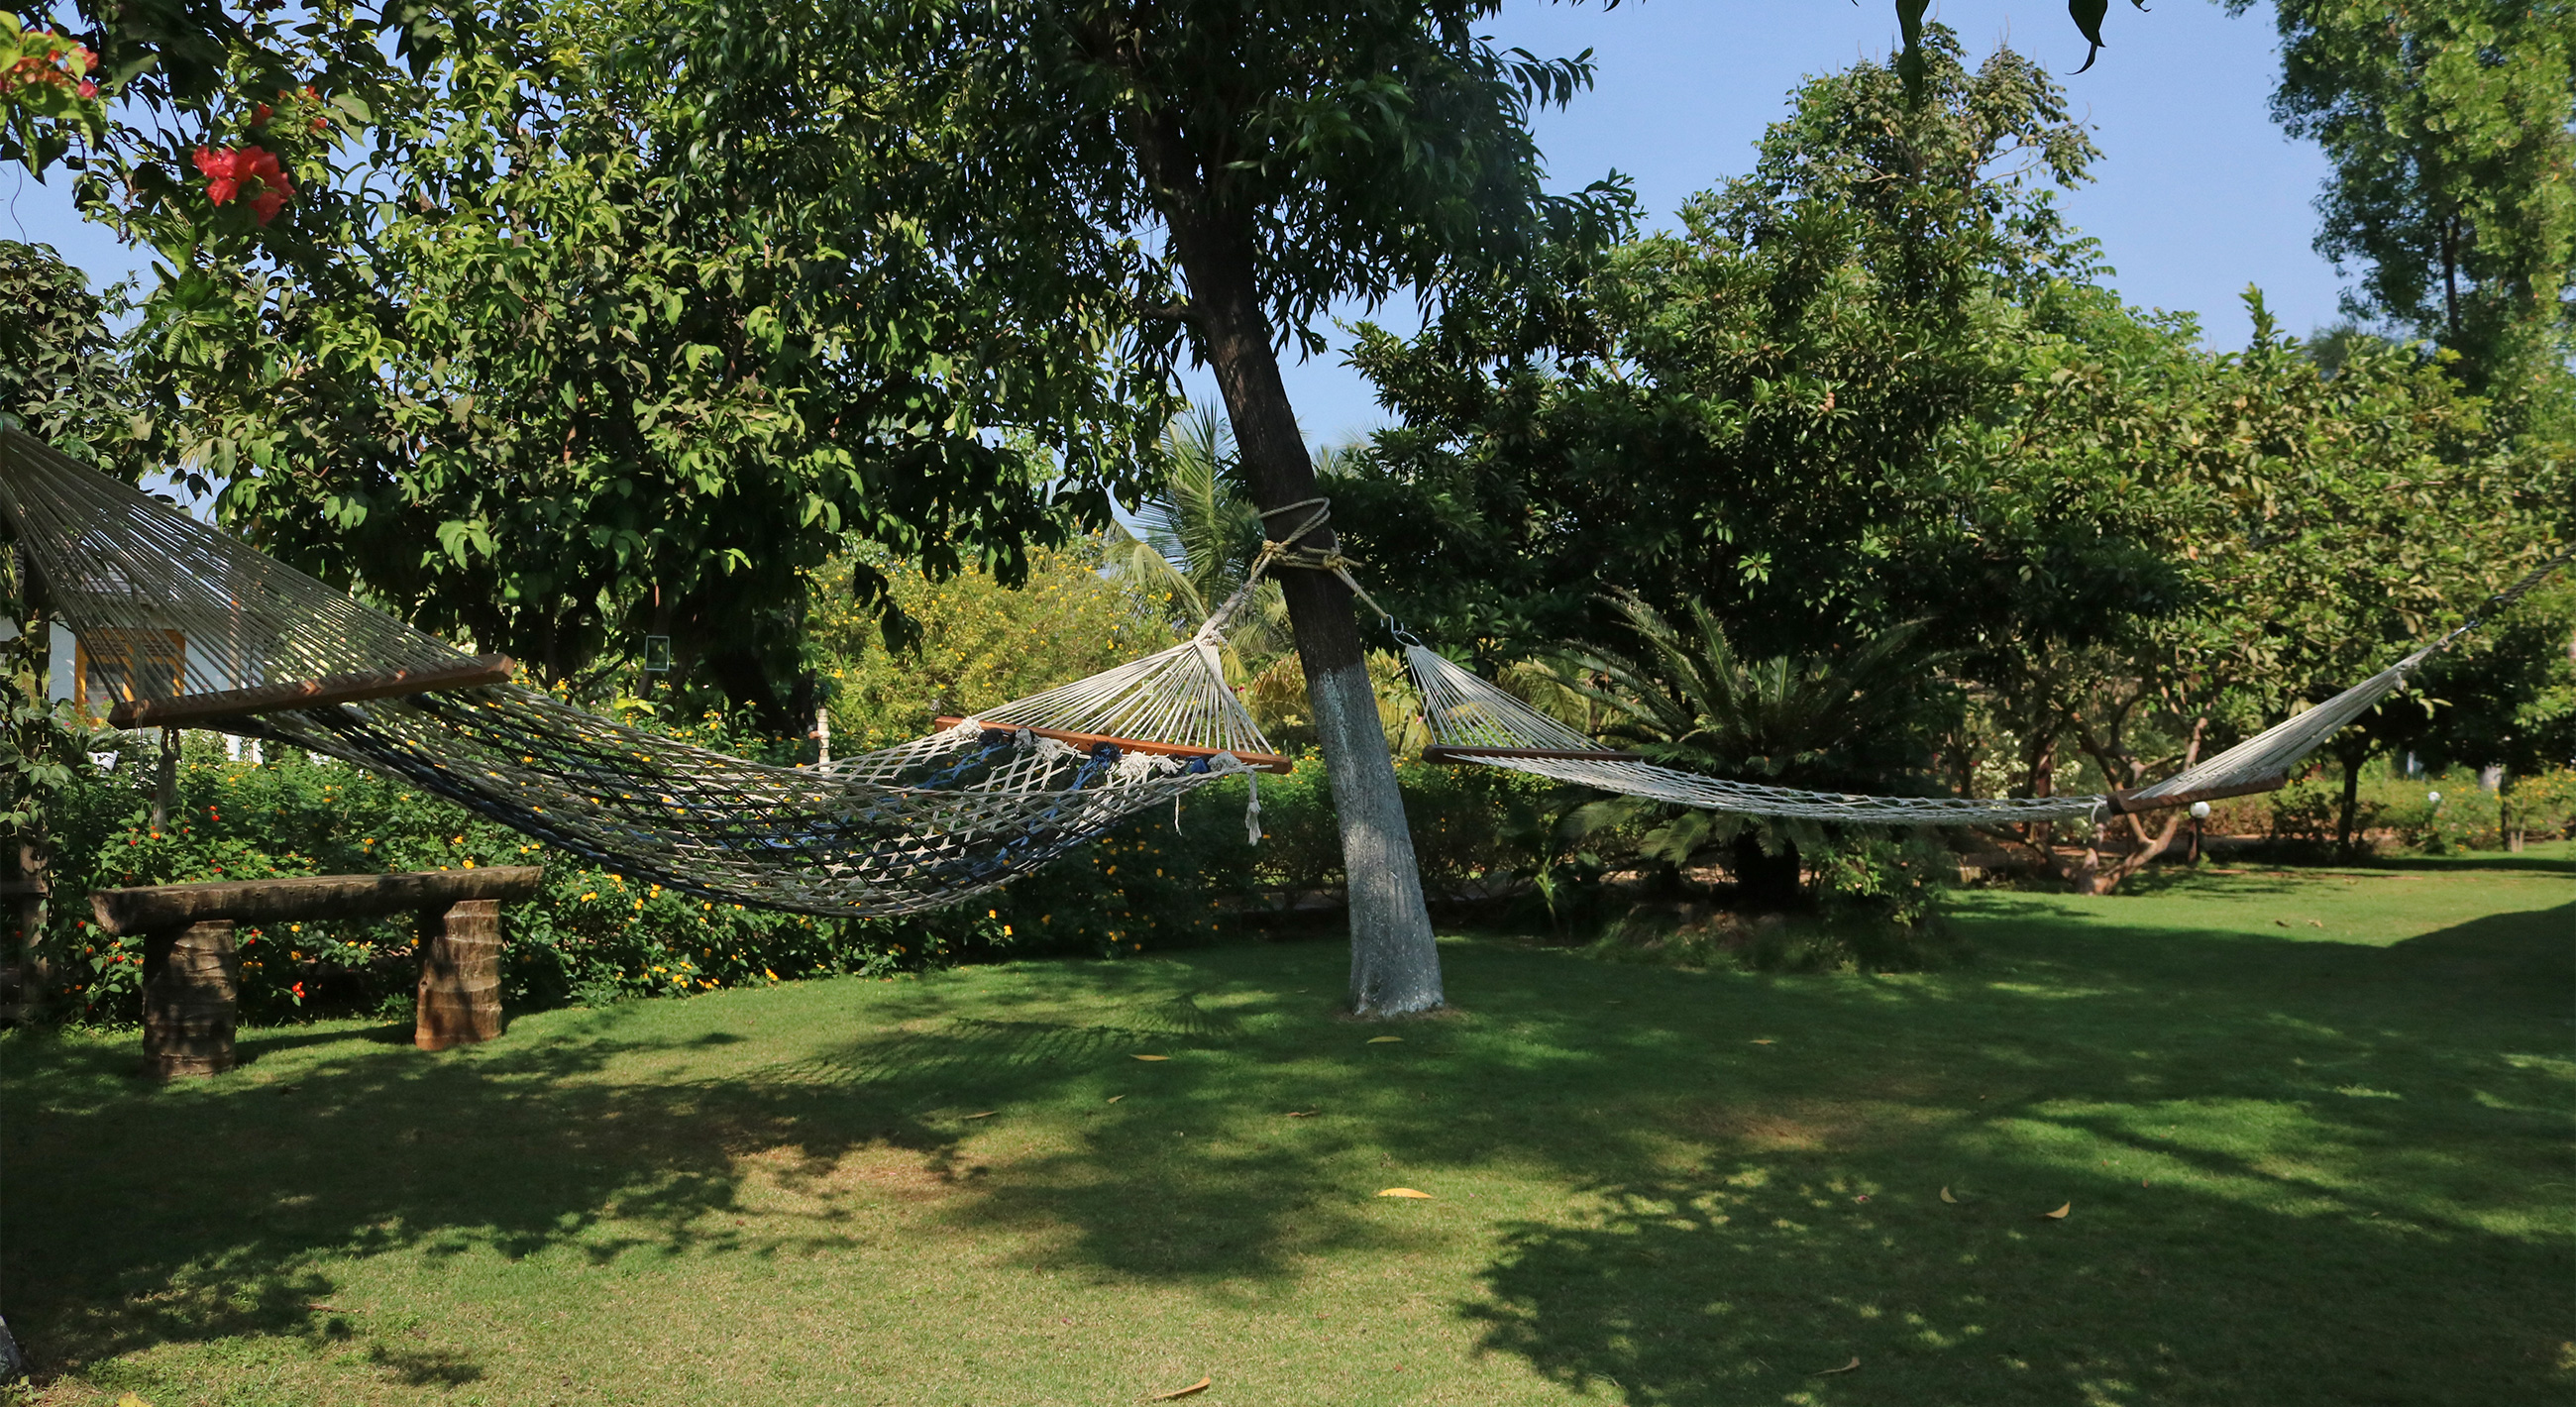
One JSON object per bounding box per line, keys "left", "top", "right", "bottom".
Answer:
{"left": 1552, "top": 592, "right": 1942, "bottom": 903}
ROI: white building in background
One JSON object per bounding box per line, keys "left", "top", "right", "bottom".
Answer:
{"left": 0, "top": 618, "right": 79, "bottom": 704}
{"left": 0, "top": 615, "right": 263, "bottom": 762}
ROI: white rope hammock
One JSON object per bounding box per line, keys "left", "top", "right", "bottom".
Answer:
{"left": 1224, "top": 496, "right": 2563, "bottom": 827}
{"left": 1407, "top": 642, "right": 2427, "bottom": 825}
{"left": 0, "top": 429, "right": 1280, "bottom": 917}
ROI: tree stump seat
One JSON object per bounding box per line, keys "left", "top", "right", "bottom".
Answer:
{"left": 89, "top": 867, "right": 544, "bottom": 1076}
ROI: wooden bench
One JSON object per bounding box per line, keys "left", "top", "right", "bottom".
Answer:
{"left": 89, "top": 867, "right": 545, "bottom": 1077}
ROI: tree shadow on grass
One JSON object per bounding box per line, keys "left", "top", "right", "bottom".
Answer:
{"left": 5, "top": 893, "right": 2569, "bottom": 1402}
{"left": 2369, "top": 851, "right": 2576, "bottom": 875}
{"left": 2, "top": 980, "right": 1247, "bottom": 1387}
{"left": 1449, "top": 899, "right": 2576, "bottom": 1406}
{"left": 1464, "top": 1153, "right": 2568, "bottom": 1407}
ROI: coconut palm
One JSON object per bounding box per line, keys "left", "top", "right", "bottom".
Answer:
{"left": 1103, "top": 407, "right": 1294, "bottom": 658}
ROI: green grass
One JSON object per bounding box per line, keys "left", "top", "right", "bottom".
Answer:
{"left": 8, "top": 845, "right": 2572, "bottom": 1406}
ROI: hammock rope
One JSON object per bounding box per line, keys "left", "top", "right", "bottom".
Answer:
{"left": 0, "top": 430, "right": 1279, "bottom": 917}
{"left": 1254, "top": 494, "right": 2568, "bottom": 827}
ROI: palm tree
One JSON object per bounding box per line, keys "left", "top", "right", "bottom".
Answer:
{"left": 1102, "top": 407, "right": 1293, "bottom": 658}
{"left": 1104, "top": 409, "right": 1422, "bottom": 751}
{"left": 1550, "top": 592, "right": 1944, "bottom": 907}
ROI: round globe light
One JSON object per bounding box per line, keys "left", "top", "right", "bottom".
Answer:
{"left": 2190, "top": 801, "right": 2211, "bottom": 819}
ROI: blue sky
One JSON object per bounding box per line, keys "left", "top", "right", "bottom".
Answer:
{"left": 1, "top": 1, "right": 2349, "bottom": 454}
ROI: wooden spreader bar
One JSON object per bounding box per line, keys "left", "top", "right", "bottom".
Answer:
{"left": 2101, "top": 771, "right": 2289, "bottom": 816}
{"left": 107, "top": 654, "right": 516, "bottom": 730}
{"left": 1421, "top": 744, "right": 1647, "bottom": 764}
{"left": 92, "top": 866, "right": 544, "bottom": 1074}
{"left": 934, "top": 716, "right": 1294, "bottom": 775}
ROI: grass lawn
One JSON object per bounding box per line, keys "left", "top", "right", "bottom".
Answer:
{"left": 7, "top": 846, "right": 2571, "bottom": 1406}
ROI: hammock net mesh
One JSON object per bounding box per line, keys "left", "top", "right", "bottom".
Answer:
{"left": 1404, "top": 554, "right": 2566, "bottom": 826}
{"left": 0, "top": 430, "right": 1269, "bottom": 917}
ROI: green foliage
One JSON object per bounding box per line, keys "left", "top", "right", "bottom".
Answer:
{"left": 2384, "top": 580, "right": 2576, "bottom": 778}
{"left": 808, "top": 538, "right": 1177, "bottom": 751}
{"left": 1101, "top": 409, "right": 1276, "bottom": 639}
{"left": 0, "top": 15, "right": 105, "bottom": 173}
{"left": 1348, "top": 30, "right": 2568, "bottom": 895}
{"left": 1807, "top": 830, "right": 1953, "bottom": 931}
{"left": 2503, "top": 766, "right": 2576, "bottom": 840}
{"left": 0, "top": 240, "right": 139, "bottom": 469}
{"left": 2252, "top": 763, "right": 2576, "bottom": 855}
{"left": 2229, "top": 0, "right": 2576, "bottom": 395}
{"left": 1233, "top": 750, "right": 1548, "bottom": 905}
{"left": 1346, "top": 30, "right": 2120, "bottom": 660}
{"left": 85, "top": 0, "right": 1171, "bottom": 726}
{"left": 1565, "top": 594, "right": 1944, "bottom": 792}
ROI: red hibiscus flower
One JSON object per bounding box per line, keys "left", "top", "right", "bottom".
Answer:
{"left": 194, "top": 145, "right": 243, "bottom": 203}
{"left": 193, "top": 144, "right": 294, "bottom": 225}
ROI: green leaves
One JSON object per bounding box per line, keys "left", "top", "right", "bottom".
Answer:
{"left": 1894, "top": 0, "right": 1932, "bottom": 97}
{"left": 82, "top": 0, "right": 1177, "bottom": 727}
{"left": 2236, "top": 0, "right": 2575, "bottom": 404}
{"left": 1344, "top": 31, "right": 2108, "bottom": 662}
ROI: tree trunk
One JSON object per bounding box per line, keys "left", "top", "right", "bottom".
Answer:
{"left": 8, "top": 576, "right": 53, "bottom": 1021}
{"left": 1729, "top": 831, "right": 1802, "bottom": 911}
{"left": 11, "top": 826, "right": 48, "bottom": 1024}
{"left": 416, "top": 899, "right": 504, "bottom": 1050}
{"left": 2335, "top": 736, "right": 2370, "bottom": 859}
{"left": 151, "top": 726, "right": 178, "bottom": 831}
{"left": 2076, "top": 713, "right": 2206, "bottom": 895}
{"left": 2080, "top": 812, "right": 2189, "bottom": 895}
{"left": 1139, "top": 133, "right": 1441, "bottom": 1016}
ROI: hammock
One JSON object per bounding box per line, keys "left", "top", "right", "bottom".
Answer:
{"left": 1400, "top": 555, "right": 2568, "bottom": 826}
{"left": 0, "top": 430, "right": 1282, "bottom": 917}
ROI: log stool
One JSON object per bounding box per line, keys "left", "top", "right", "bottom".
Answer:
{"left": 91, "top": 867, "right": 544, "bottom": 1075}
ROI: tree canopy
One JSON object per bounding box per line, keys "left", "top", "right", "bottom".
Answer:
{"left": 2228, "top": 0, "right": 2575, "bottom": 399}
{"left": 1342, "top": 29, "right": 2570, "bottom": 890}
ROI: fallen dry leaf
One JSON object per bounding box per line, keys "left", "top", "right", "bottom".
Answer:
{"left": 2043, "top": 1202, "right": 2072, "bottom": 1220}
{"left": 1378, "top": 1187, "right": 1434, "bottom": 1199}
{"left": 1751, "top": 1038, "right": 1774, "bottom": 1045}
{"left": 2274, "top": 919, "right": 2291, "bottom": 927}
{"left": 1144, "top": 1374, "right": 1211, "bottom": 1401}
{"left": 117, "top": 1396, "right": 153, "bottom": 1407}
{"left": 1132, "top": 1054, "right": 1170, "bottom": 1061}
{"left": 2308, "top": 919, "right": 2323, "bottom": 927}
{"left": 1367, "top": 1035, "right": 1404, "bottom": 1044}
{"left": 964, "top": 1111, "right": 996, "bottom": 1120}
{"left": 1939, "top": 1186, "right": 1959, "bottom": 1204}
{"left": 1812, "top": 1355, "right": 1860, "bottom": 1375}
{"left": 1106, "top": 1095, "right": 1125, "bottom": 1104}
{"left": 1285, "top": 1110, "right": 1318, "bottom": 1118}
